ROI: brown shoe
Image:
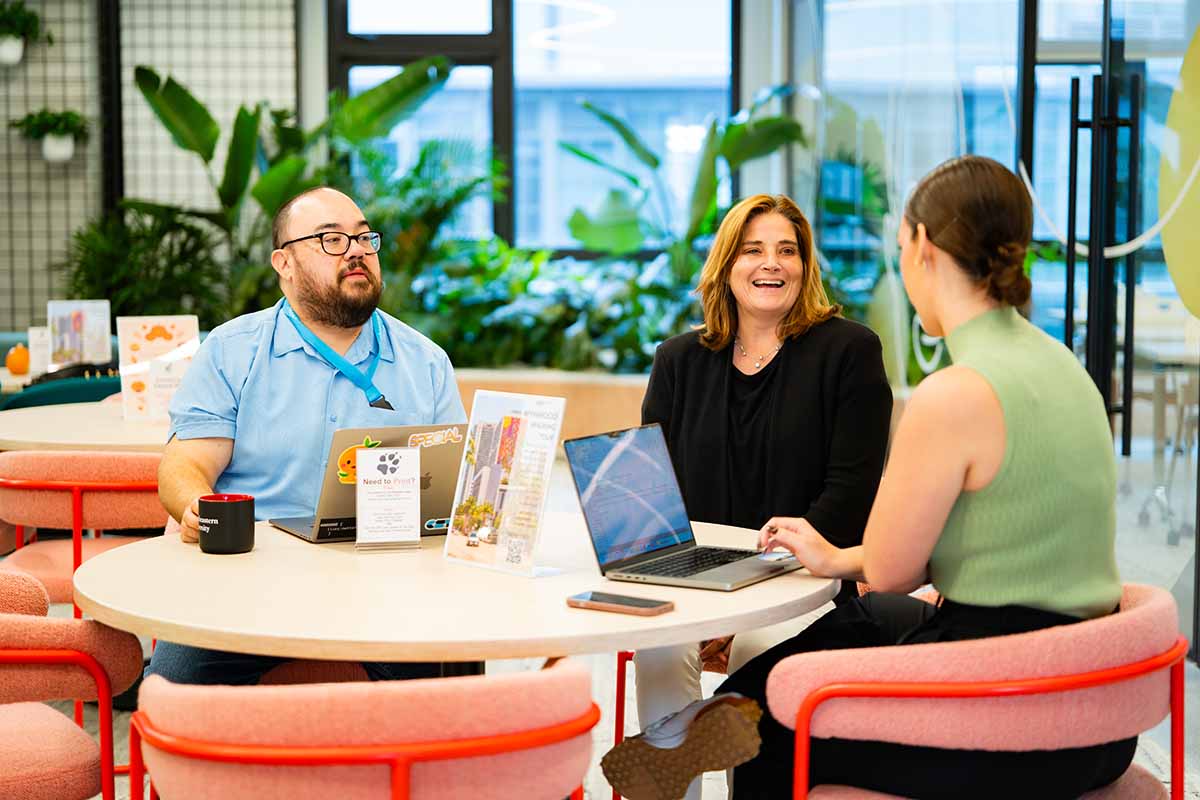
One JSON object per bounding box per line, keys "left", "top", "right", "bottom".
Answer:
{"left": 601, "top": 694, "right": 763, "bottom": 800}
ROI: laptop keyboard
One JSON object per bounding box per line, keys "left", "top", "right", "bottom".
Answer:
{"left": 627, "top": 547, "right": 753, "bottom": 578}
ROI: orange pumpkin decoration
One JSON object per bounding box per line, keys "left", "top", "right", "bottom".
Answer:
{"left": 5, "top": 343, "right": 29, "bottom": 375}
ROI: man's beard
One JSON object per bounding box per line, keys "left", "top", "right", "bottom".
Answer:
{"left": 293, "top": 260, "right": 382, "bottom": 328}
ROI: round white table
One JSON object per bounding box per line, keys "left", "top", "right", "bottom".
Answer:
{"left": 73, "top": 512, "right": 837, "bottom": 662}
{"left": 0, "top": 401, "right": 168, "bottom": 452}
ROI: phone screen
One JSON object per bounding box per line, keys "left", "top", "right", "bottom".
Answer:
{"left": 572, "top": 591, "right": 669, "bottom": 608}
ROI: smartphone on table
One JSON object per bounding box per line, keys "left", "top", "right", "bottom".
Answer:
{"left": 567, "top": 591, "right": 674, "bottom": 616}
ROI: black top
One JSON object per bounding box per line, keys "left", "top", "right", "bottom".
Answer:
{"left": 642, "top": 318, "right": 892, "bottom": 599}
{"left": 727, "top": 357, "right": 781, "bottom": 531}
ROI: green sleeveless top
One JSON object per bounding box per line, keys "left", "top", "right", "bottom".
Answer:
{"left": 928, "top": 306, "right": 1121, "bottom": 619}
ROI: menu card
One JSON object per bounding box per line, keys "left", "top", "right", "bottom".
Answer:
{"left": 26, "top": 327, "right": 49, "bottom": 376}
{"left": 444, "top": 390, "right": 565, "bottom": 575}
{"left": 355, "top": 447, "right": 422, "bottom": 552}
{"left": 116, "top": 315, "right": 200, "bottom": 421}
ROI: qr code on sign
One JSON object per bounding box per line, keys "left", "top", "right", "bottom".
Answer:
{"left": 505, "top": 536, "right": 525, "bottom": 565}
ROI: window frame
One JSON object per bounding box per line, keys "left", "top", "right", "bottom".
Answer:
{"left": 326, "top": 0, "right": 738, "bottom": 252}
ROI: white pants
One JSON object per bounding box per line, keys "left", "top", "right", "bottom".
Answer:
{"left": 632, "top": 603, "right": 835, "bottom": 800}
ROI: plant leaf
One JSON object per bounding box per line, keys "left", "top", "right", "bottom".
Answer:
{"left": 581, "top": 101, "right": 661, "bottom": 170}
{"left": 119, "top": 199, "right": 230, "bottom": 233}
{"left": 332, "top": 56, "right": 452, "bottom": 143}
{"left": 251, "top": 155, "right": 310, "bottom": 217}
{"left": 218, "top": 104, "right": 262, "bottom": 212}
{"left": 558, "top": 142, "right": 642, "bottom": 189}
{"left": 685, "top": 119, "right": 721, "bottom": 243}
{"left": 134, "top": 66, "right": 220, "bottom": 163}
{"left": 566, "top": 190, "right": 645, "bottom": 254}
{"left": 720, "top": 115, "right": 807, "bottom": 173}
{"left": 729, "top": 83, "right": 797, "bottom": 124}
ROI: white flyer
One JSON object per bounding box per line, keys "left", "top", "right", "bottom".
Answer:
{"left": 355, "top": 447, "right": 422, "bottom": 551}
{"left": 26, "top": 327, "right": 49, "bottom": 376}
{"left": 444, "top": 390, "right": 566, "bottom": 575}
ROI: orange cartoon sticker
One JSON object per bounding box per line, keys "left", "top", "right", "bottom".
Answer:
{"left": 337, "top": 435, "right": 382, "bottom": 484}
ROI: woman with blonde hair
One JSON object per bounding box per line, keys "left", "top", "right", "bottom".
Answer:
{"left": 632, "top": 193, "right": 892, "bottom": 800}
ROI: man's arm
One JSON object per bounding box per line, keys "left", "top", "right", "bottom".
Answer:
{"left": 159, "top": 436, "right": 234, "bottom": 543}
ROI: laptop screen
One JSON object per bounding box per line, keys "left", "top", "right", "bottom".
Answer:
{"left": 564, "top": 424, "right": 695, "bottom": 567}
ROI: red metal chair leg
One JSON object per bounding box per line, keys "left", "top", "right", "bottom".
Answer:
{"left": 1171, "top": 658, "right": 1184, "bottom": 800}
{"left": 13, "top": 523, "right": 22, "bottom": 550}
{"left": 613, "top": 650, "right": 635, "bottom": 800}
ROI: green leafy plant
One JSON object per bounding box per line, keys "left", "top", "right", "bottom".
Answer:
{"left": 58, "top": 207, "right": 227, "bottom": 330}
{"left": 560, "top": 85, "right": 807, "bottom": 283}
{"left": 0, "top": 0, "right": 52, "bottom": 44}
{"left": 9, "top": 109, "right": 87, "bottom": 141}
{"left": 124, "top": 57, "right": 455, "bottom": 317}
{"left": 396, "top": 239, "right": 698, "bottom": 373}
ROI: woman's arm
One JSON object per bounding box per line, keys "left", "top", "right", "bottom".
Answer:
{"left": 860, "top": 365, "right": 1003, "bottom": 592}
{"left": 641, "top": 343, "right": 676, "bottom": 433}
{"left": 800, "top": 330, "right": 893, "bottom": 548}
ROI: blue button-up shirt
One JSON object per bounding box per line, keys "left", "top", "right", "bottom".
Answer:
{"left": 168, "top": 300, "right": 467, "bottom": 521}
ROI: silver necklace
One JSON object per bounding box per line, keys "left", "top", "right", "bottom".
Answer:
{"left": 734, "top": 338, "right": 782, "bottom": 370}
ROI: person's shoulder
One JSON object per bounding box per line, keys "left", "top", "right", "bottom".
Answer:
{"left": 908, "top": 365, "right": 993, "bottom": 422}
{"left": 205, "top": 305, "right": 278, "bottom": 346}
{"left": 377, "top": 309, "right": 451, "bottom": 365}
{"left": 806, "top": 315, "right": 881, "bottom": 349}
{"left": 654, "top": 329, "right": 707, "bottom": 362}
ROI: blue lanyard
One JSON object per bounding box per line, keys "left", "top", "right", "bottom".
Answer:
{"left": 282, "top": 300, "right": 393, "bottom": 409}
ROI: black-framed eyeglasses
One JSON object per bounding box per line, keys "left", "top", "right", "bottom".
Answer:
{"left": 280, "top": 231, "right": 383, "bottom": 256}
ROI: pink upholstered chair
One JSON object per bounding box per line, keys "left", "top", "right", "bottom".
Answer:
{"left": 0, "top": 570, "right": 144, "bottom": 800}
{"left": 0, "top": 450, "right": 166, "bottom": 616}
{"left": 129, "top": 659, "right": 599, "bottom": 800}
{"left": 766, "top": 583, "right": 1187, "bottom": 800}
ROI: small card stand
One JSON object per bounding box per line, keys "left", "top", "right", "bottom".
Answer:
{"left": 355, "top": 447, "right": 422, "bottom": 552}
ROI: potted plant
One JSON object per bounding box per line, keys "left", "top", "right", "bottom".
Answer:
{"left": 9, "top": 108, "right": 88, "bottom": 162}
{"left": 0, "top": 0, "right": 53, "bottom": 66}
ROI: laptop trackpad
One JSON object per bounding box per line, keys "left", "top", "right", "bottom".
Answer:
{"left": 709, "top": 557, "right": 800, "bottom": 581}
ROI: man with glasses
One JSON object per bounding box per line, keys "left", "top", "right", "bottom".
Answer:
{"left": 150, "top": 187, "right": 466, "bottom": 685}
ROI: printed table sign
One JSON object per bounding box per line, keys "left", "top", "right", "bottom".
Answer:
{"left": 355, "top": 447, "right": 422, "bottom": 552}
{"left": 444, "top": 390, "right": 565, "bottom": 575}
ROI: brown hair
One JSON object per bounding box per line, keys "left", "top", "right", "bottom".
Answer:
{"left": 904, "top": 155, "right": 1033, "bottom": 306}
{"left": 696, "top": 194, "right": 838, "bottom": 350}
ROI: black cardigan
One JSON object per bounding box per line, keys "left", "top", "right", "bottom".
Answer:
{"left": 641, "top": 317, "right": 892, "bottom": 557}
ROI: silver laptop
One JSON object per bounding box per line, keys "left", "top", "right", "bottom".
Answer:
{"left": 270, "top": 424, "right": 466, "bottom": 543}
{"left": 564, "top": 424, "right": 803, "bottom": 591}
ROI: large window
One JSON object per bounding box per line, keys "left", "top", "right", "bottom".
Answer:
{"left": 513, "top": 0, "right": 731, "bottom": 247}
{"left": 328, "top": 0, "right": 733, "bottom": 249}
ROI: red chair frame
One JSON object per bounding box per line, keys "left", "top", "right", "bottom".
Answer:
{"left": 128, "top": 701, "right": 601, "bottom": 800}
{"left": 1, "top": 475, "right": 155, "bottom": 771}
{"left": 790, "top": 635, "right": 1189, "bottom": 800}
{"left": 3, "top": 476, "right": 159, "bottom": 619}
{"left": 612, "top": 650, "right": 635, "bottom": 800}
{"left": 0, "top": 648, "right": 118, "bottom": 800}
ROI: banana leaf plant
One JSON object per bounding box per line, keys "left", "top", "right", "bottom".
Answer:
{"left": 124, "top": 57, "right": 453, "bottom": 310}
{"left": 560, "top": 84, "right": 807, "bottom": 285}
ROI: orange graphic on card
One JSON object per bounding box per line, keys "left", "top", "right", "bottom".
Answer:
{"left": 337, "top": 435, "right": 381, "bottom": 483}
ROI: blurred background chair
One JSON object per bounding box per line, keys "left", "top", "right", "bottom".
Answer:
{"left": 766, "top": 583, "right": 1186, "bottom": 800}
{"left": 0, "top": 450, "right": 165, "bottom": 615}
{"left": 129, "top": 658, "right": 598, "bottom": 800}
{"left": 0, "top": 374, "right": 122, "bottom": 411}
{"left": 0, "top": 570, "right": 144, "bottom": 800}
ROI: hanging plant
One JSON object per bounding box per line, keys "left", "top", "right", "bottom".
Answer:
{"left": 9, "top": 108, "right": 89, "bottom": 162}
{"left": 0, "top": 0, "right": 53, "bottom": 66}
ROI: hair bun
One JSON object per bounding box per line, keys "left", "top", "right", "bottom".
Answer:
{"left": 984, "top": 242, "right": 1031, "bottom": 306}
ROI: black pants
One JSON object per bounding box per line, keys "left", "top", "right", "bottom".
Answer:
{"left": 717, "top": 593, "right": 1137, "bottom": 799}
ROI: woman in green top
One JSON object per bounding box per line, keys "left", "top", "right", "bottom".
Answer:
{"left": 602, "top": 156, "right": 1133, "bottom": 800}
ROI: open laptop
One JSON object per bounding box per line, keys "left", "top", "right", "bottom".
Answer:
{"left": 564, "top": 423, "right": 803, "bottom": 591}
{"left": 270, "top": 424, "right": 466, "bottom": 543}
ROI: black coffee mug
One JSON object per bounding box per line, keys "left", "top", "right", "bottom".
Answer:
{"left": 197, "top": 494, "right": 255, "bottom": 554}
